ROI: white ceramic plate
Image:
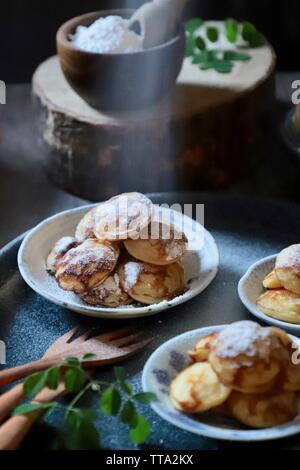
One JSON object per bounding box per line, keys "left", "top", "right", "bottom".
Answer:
{"left": 238, "top": 255, "right": 300, "bottom": 335}
{"left": 142, "top": 325, "right": 300, "bottom": 441}
{"left": 18, "top": 204, "right": 219, "bottom": 319}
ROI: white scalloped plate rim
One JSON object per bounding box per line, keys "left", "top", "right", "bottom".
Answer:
{"left": 142, "top": 325, "right": 300, "bottom": 442}
{"left": 17, "top": 204, "right": 219, "bottom": 319}
{"left": 238, "top": 254, "right": 300, "bottom": 334}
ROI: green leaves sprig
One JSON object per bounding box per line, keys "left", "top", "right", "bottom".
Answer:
{"left": 185, "top": 18, "right": 266, "bottom": 73}
{"left": 12, "top": 359, "right": 157, "bottom": 450}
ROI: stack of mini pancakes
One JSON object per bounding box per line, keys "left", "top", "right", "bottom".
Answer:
{"left": 170, "top": 321, "right": 300, "bottom": 428}
{"left": 257, "top": 244, "right": 300, "bottom": 324}
{"left": 46, "top": 193, "right": 187, "bottom": 307}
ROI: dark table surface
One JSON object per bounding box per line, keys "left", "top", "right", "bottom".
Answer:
{"left": 0, "top": 75, "right": 300, "bottom": 450}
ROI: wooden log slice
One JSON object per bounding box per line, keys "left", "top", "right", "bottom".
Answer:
{"left": 32, "top": 38, "right": 276, "bottom": 201}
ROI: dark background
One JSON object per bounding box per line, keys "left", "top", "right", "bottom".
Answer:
{"left": 1, "top": 0, "right": 299, "bottom": 83}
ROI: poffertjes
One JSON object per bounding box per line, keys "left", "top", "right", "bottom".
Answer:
{"left": 275, "top": 244, "right": 300, "bottom": 295}
{"left": 228, "top": 391, "right": 297, "bottom": 428}
{"left": 93, "top": 192, "right": 153, "bottom": 241}
{"left": 188, "top": 333, "right": 218, "bottom": 363}
{"left": 118, "top": 260, "right": 185, "bottom": 304}
{"left": 124, "top": 221, "right": 187, "bottom": 266}
{"left": 75, "top": 208, "right": 97, "bottom": 242}
{"left": 46, "top": 237, "right": 78, "bottom": 275}
{"left": 80, "top": 273, "right": 133, "bottom": 308}
{"left": 257, "top": 289, "right": 300, "bottom": 324}
{"left": 263, "top": 270, "right": 282, "bottom": 289}
{"left": 170, "top": 362, "right": 231, "bottom": 413}
{"left": 208, "top": 321, "right": 281, "bottom": 394}
{"left": 56, "top": 239, "right": 119, "bottom": 294}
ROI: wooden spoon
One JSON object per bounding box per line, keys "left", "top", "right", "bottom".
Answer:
{"left": 129, "top": 0, "right": 188, "bottom": 49}
{"left": 0, "top": 327, "right": 151, "bottom": 388}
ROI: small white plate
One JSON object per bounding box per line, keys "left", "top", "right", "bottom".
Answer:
{"left": 18, "top": 204, "right": 219, "bottom": 319}
{"left": 142, "top": 325, "right": 300, "bottom": 442}
{"left": 238, "top": 255, "right": 300, "bottom": 335}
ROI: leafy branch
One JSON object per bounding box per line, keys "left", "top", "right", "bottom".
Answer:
{"left": 185, "top": 18, "right": 266, "bottom": 74}
{"left": 12, "top": 358, "right": 157, "bottom": 450}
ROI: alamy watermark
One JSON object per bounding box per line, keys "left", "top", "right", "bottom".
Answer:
{"left": 0, "top": 80, "right": 6, "bottom": 104}
{"left": 0, "top": 340, "right": 6, "bottom": 364}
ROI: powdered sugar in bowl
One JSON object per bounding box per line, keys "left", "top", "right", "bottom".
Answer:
{"left": 56, "top": 10, "right": 185, "bottom": 111}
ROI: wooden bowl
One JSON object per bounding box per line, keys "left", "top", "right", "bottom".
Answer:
{"left": 56, "top": 10, "right": 185, "bottom": 111}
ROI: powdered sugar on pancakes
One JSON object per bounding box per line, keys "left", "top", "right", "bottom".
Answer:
{"left": 215, "top": 321, "right": 277, "bottom": 360}
{"left": 122, "top": 261, "right": 144, "bottom": 291}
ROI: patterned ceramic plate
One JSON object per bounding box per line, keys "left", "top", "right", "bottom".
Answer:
{"left": 238, "top": 255, "right": 300, "bottom": 335}
{"left": 142, "top": 325, "right": 300, "bottom": 441}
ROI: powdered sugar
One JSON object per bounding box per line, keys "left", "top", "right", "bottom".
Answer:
{"left": 72, "top": 16, "right": 143, "bottom": 54}
{"left": 123, "top": 261, "right": 144, "bottom": 291}
{"left": 216, "top": 321, "right": 273, "bottom": 359}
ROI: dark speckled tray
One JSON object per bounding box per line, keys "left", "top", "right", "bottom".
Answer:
{"left": 1, "top": 192, "right": 300, "bottom": 450}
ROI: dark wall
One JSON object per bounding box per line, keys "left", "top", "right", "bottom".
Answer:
{"left": 1, "top": 0, "right": 299, "bottom": 82}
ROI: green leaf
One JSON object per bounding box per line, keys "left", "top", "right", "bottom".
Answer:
{"left": 64, "top": 357, "right": 80, "bottom": 367}
{"left": 129, "top": 415, "right": 151, "bottom": 445}
{"left": 195, "top": 36, "right": 206, "bottom": 51}
{"left": 120, "top": 401, "right": 136, "bottom": 424}
{"left": 82, "top": 353, "right": 96, "bottom": 361}
{"left": 99, "top": 387, "right": 121, "bottom": 415}
{"left": 241, "top": 22, "right": 265, "bottom": 47}
{"left": 46, "top": 366, "right": 60, "bottom": 390}
{"left": 133, "top": 392, "right": 157, "bottom": 405}
{"left": 65, "top": 417, "right": 100, "bottom": 450}
{"left": 114, "top": 366, "right": 125, "bottom": 382}
{"left": 185, "top": 35, "right": 195, "bottom": 57}
{"left": 223, "top": 50, "right": 251, "bottom": 61}
{"left": 67, "top": 408, "right": 97, "bottom": 431}
{"left": 13, "top": 402, "right": 55, "bottom": 416}
{"left": 206, "top": 26, "right": 219, "bottom": 43}
{"left": 185, "top": 18, "right": 203, "bottom": 35}
{"left": 121, "top": 382, "right": 133, "bottom": 396}
{"left": 23, "top": 371, "right": 48, "bottom": 398}
{"left": 212, "top": 60, "right": 234, "bottom": 73}
{"left": 64, "top": 367, "right": 86, "bottom": 394}
{"left": 225, "top": 18, "right": 238, "bottom": 43}
{"left": 192, "top": 50, "right": 218, "bottom": 64}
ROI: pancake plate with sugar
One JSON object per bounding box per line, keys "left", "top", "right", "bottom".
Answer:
{"left": 124, "top": 221, "right": 187, "bottom": 266}
{"left": 208, "top": 321, "right": 281, "bottom": 394}
{"left": 228, "top": 391, "right": 298, "bottom": 428}
{"left": 257, "top": 289, "right": 300, "bottom": 324}
{"left": 118, "top": 260, "right": 185, "bottom": 305}
{"left": 170, "top": 362, "right": 231, "bottom": 413}
{"left": 56, "top": 239, "right": 119, "bottom": 294}
{"left": 46, "top": 236, "right": 78, "bottom": 275}
{"left": 275, "top": 244, "right": 300, "bottom": 295}
{"left": 80, "top": 273, "right": 133, "bottom": 307}
{"left": 93, "top": 192, "right": 153, "bottom": 241}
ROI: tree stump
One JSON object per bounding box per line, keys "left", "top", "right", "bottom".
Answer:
{"left": 33, "top": 44, "right": 276, "bottom": 201}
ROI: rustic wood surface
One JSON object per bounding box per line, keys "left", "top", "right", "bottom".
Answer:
{"left": 0, "top": 74, "right": 299, "bottom": 248}
{"left": 32, "top": 50, "right": 276, "bottom": 201}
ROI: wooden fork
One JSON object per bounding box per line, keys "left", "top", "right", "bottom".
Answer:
{"left": 0, "top": 327, "right": 151, "bottom": 388}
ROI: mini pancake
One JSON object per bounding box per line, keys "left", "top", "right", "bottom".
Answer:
{"left": 46, "top": 236, "right": 78, "bottom": 275}
{"left": 93, "top": 192, "right": 153, "bottom": 241}
{"left": 124, "top": 221, "right": 187, "bottom": 266}
{"left": 263, "top": 270, "right": 282, "bottom": 289}
{"left": 228, "top": 391, "right": 298, "bottom": 428}
{"left": 208, "top": 321, "right": 281, "bottom": 394}
{"left": 75, "top": 208, "right": 97, "bottom": 242}
{"left": 170, "top": 362, "right": 231, "bottom": 413}
{"left": 80, "top": 273, "right": 133, "bottom": 308}
{"left": 257, "top": 289, "right": 300, "bottom": 324}
{"left": 275, "top": 244, "right": 300, "bottom": 294}
{"left": 118, "top": 260, "right": 185, "bottom": 305}
{"left": 188, "top": 333, "right": 219, "bottom": 363}
{"left": 56, "top": 239, "right": 119, "bottom": 294}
